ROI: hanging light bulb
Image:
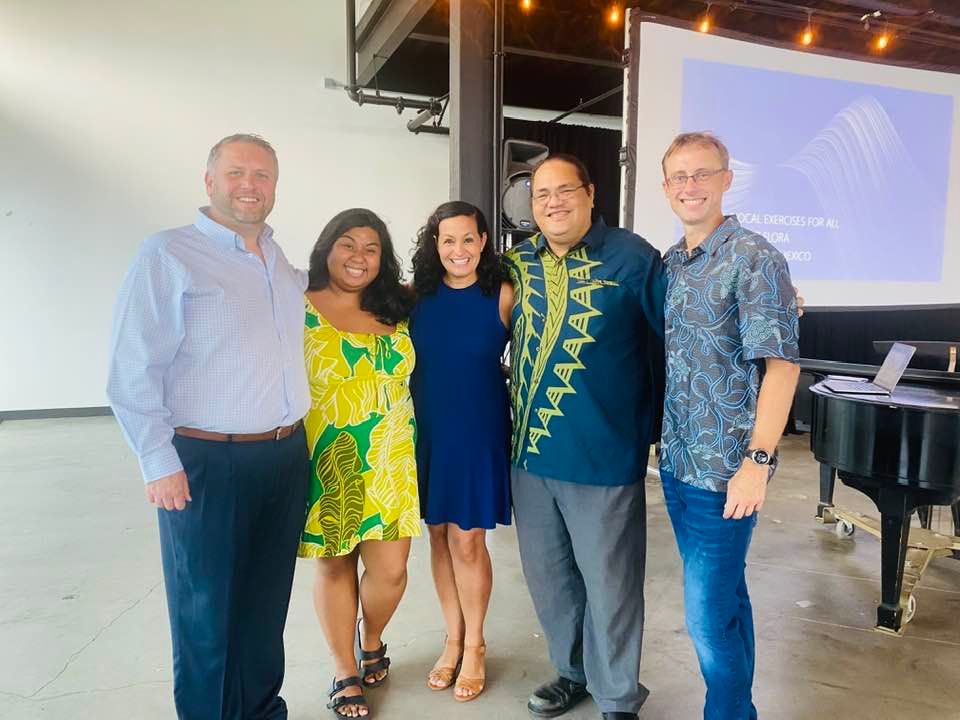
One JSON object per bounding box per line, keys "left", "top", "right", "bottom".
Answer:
{"left": 607, "top": 4, "right": 622, "bottom": 27}
{"left": 698, "top": 3, "right": 712, "bottom": 33}
{"left": 520, "top": 0, "right": 532, "bottom": 12}
{"left": 875, "top": 32, "right": 891, "bottom": 50}
{"left": 801, "top": 14, "right": 814, "bottom": 46}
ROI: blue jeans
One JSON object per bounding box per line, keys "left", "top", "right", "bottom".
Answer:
{"left": 661, "top": 468, "right": 758, "bottom": 720}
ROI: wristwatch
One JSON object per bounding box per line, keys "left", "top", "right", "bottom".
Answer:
{"left": 745, "top": 448, "right": 778, "bottom": 473}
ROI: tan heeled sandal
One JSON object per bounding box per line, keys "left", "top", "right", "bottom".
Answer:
{"left": 453, "top": 644, "right": 486, "bottom": 703}
{"left": 426, "top": 638, "right": 463, "bottom": 691}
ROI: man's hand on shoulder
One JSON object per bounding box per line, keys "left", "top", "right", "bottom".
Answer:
{"left": 146, "top": 471, "right": 192, "bottom": 511}
{"left": 793, "top": 285, "right": 805, "bottom": 317}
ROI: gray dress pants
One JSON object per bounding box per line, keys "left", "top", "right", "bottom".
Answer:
{"left": 512, "top": 467, "right": 647, "bottom": 714}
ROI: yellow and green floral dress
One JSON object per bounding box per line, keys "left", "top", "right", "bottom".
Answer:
{"left": 297, "top": 300, "right": 421, "bottom": 558}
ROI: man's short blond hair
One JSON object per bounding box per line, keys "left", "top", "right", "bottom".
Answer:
{"left": 661, "top": 132, "right": 730, "bottom": 175}
{"left": 206, "top": 133, "right": 278, "bottom": 175}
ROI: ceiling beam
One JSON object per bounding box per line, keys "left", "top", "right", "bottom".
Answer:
{"left": 408, "top": 32, "right": 625, "bottom": 69}
{"left": 355, "top": 0, "right": 435, "bottom": 86}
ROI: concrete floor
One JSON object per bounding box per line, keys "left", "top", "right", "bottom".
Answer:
{"left": 1, "top": 417, "right": 959, "bottom": 720}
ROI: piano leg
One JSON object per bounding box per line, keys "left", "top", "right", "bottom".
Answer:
{"left": 876, "top": 489, "right": 913, "bottom": 633}
{"left": 953, "top": 502, "right": 960, "bottom": 560}
{"left": 817, "top": 464, "right": 837, "bottom": 520}
{"left": 917, "top": 505, "right": 933, "bottom": 530}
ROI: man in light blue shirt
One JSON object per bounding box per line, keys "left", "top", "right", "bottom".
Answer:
{"left": 107, "top": 133, "right": 310, "bottom": 720}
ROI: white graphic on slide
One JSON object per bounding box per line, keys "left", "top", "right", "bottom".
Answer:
{"left": 781, "top": 96, "right": 928, "bottom": 259}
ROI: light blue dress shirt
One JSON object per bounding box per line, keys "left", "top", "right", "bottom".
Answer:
{"left": 107, "top": 208, "right": 311, "bottom": 483}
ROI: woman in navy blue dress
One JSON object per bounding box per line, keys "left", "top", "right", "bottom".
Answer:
{"left": 409, "top": 201, "right": 513, "bottom": 703}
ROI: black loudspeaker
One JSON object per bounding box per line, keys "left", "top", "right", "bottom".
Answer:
{"left": 501, "top": 138, "right": 549, "bottom": 230}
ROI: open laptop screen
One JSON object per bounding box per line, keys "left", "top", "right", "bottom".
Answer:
{"left": 874, "top": 342, "right": 917, "bottom": 391}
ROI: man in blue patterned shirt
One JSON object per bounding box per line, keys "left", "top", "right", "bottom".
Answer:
{"left": 659, "top": 132, "right": 800, "bottom": 720}
{"left": 107, "top": 134, "right": 310, "bottom": 719}
{"left": 504, "top": 155, "right": 665, "bottom": 720}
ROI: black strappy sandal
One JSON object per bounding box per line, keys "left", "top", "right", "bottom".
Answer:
{"left": 355, "top": 619, "right": 391, "bottom": 688}
{"left": 327, "top": 676, "right": 369, "bottom": 719}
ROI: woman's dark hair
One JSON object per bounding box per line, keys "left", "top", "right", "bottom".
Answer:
{"left": 412, "top": 200, "right": 502, "bottom": 297}
{"left": 307, "top": 208, "right": 414, "bottom": 325}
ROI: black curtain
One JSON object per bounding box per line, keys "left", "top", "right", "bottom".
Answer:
{"left": 799, "top": 308, "right": 960, "bottom": 366}
{"left": 503, "top": 117, "right": 622, "bottom": 227}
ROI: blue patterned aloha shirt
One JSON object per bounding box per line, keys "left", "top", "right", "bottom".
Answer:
{"left": 661, "top": 216, "right": 799, "bottom": 493}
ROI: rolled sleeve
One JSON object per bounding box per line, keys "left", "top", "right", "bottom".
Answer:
{"left": 736, "top": 248, "right": 799, "bottom": 363}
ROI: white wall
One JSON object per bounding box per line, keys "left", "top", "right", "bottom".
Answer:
{"left": 0, "top": 0, "right": 623, "bottom": 411}
{"left": 0, "top": 0, "right": 449, "bottom": 411}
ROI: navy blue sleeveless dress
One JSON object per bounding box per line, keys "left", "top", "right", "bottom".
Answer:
{"left": 410, "top": 281, "right": 511, "bottom": 529}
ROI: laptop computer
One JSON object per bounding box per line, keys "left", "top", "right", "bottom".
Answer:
{"left": 823, "top": 342, "right": 916, "bottom": 395}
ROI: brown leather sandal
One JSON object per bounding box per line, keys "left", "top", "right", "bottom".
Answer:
{"left": 453, "top": 644, "right": 486, "bottom": 703}
{"left": 426, "top": 636, "right": 463, "bottom": 691}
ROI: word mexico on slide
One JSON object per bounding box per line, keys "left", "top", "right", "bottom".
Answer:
{"left": 681, "top": 59, "right": 953, "bottom": 284}
{"left": 629, "top": 22, "right": 960, "bottom": 307}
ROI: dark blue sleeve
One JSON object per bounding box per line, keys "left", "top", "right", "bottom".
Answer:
{"left": 643, "top": 251, "right": 667, "bottom": 339}
{"left": 628, "top": 239, "right": 665, "bottom": 339}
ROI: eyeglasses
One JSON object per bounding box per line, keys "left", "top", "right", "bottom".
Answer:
{"left": 665, "top": 169, "right": 726, "bottom": 187}
{"left": 532, "top": 184, "right": 586, "bottom": 205}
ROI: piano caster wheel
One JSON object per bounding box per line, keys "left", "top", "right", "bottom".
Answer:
{"left": 904, "top": 595, "right": 917, "bottom": 624}
{"left": 835, "top": 519, "right": 855, "bottom": 538}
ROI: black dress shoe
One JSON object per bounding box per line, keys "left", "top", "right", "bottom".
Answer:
{"left": 527, "top": 676, "right": 590, "bottom": 718}
{"left": 599, "top": 682, "right": 649, "bottom": 719}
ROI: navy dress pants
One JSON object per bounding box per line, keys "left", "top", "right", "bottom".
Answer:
{"left": 158, "top": 427, "right": 308, "bottom": 720}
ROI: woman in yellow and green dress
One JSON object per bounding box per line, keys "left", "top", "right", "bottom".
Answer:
{"left": 297, "top": 208, "right": 419, "bottom": 720}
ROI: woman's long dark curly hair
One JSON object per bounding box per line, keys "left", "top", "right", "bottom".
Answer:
{"left": 307, "top": 208, "right": 414, "bottom": 325}
{"left": 412, "top": 200, "right": 502, "bottom": 297}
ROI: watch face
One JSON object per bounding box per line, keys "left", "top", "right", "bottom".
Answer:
{"left": 752, "top": 450, "right": 770, "bottom": 465}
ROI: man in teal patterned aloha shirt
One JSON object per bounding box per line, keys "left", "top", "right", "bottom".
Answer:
{"left": 659, "top": 132, "right": 800, "bottom": 720}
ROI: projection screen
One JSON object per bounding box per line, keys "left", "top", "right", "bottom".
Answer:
{"left": 624, "top": 20, "right": 960, "bottom": 308}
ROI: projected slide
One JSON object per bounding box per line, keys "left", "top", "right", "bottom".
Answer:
{"left": 680, "top": 59, "right": 954, "bottom": 282}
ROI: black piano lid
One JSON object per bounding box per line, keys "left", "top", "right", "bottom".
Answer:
{"left": 810, "top": 379, "right": 960, "bottom": 413}
{"left": 800, "top": 358, "right": 960, "bottom": 389}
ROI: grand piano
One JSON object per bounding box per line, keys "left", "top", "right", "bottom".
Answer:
{"left": 806, "top": 354, "right": 960, "bottom": 634}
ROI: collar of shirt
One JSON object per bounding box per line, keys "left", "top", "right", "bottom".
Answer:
{"left": 664, "top": 215, "right": 740, "bottom": 265}
{"left": 533, "top": 217, "right": 608, "bottom": 255}
{"left": 194, "top": 207, "right": 275, "bottom": 252}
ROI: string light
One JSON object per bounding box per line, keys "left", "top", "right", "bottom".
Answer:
{"left": 519, "top": 0, "right": 532, "bottom": 12}
{"left": 875, "top": 21, "right": 892, "bottom": 51}
{"left": 698, "top": 3, "right": 712, "bottom": 33}
{"left": 607, "top": 4, "right": 622, "bottom": 27}
{"left": 800, "top": 11, "right": 814, "bottom": 46}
